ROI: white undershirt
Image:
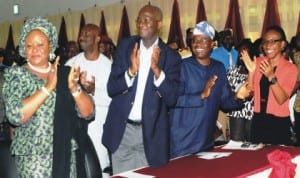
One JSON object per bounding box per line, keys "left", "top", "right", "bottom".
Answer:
{"left": 126, "top": 38, "right": 165, "bottom": 121}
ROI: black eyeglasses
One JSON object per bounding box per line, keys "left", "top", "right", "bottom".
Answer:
{"left": 192, "top": 38, "right": 212, "bottom": 46}
{"left": 136, "top": 16, "right": 158, "bottom": 24}
{"left": 261, "top": 39, "right": 282, "bottom": 46}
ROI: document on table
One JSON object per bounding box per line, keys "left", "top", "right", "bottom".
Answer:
{"left": 222, "top": 140, "right": 264, "bottom": 150}
{"left": 196, "top": 151, "right": 232, "bottom": 159}
{"left": 117, "top": 171, "right": 155, "bottom": 178}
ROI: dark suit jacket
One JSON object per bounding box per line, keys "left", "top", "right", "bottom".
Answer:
{"left": 102, "top": 36, "right": 181, "bottom": 167}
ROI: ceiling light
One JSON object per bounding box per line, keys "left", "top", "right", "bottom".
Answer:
{"left": 13, "top": 4, "right": 19, "bottom": 15}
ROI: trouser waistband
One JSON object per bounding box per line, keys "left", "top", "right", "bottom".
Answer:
{"left": 127, "top": 119, "right": 141, "bottom": 126}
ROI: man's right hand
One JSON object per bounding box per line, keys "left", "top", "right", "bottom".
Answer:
{"left": 129, "top": 43, "right": 140, "bottom": 74}
{"left": 201, "top": 75, "right": 218, "bottom": 99}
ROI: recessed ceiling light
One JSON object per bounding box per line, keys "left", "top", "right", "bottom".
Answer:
{"left": 13, "top": 4, "right": 19, "bottom": 15}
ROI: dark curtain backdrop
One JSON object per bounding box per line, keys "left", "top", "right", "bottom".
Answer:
{"left": 5, "top": 24, "right": 15, "bottom": 51}
{"left": 99, "top": 11, "right": 108, "bottom": 36}
{"left": 261, "top": 0, "right": 281, "bottom": 36}
{"left": 77, "top": 13, "right": 86, "bottom": 51}
{"left": 3, "top": 1, "right": 298, "bottom": 50}
{"left": 296, "top": 12, "right": 300, "bottom": 35}
{"left": 167, "top": 0, "right": 184, "bottom": 49}
{"left": 224, "top": 0, "right": 245, "bottom": 46}
{"left": 78, "top": 13, "right": 86, "bottom": 41}
{"left": 58, "top": 16, "right": 68, "bottom": 47}
{"left": 117, "top": 6, "right": 131, "bottom": 44}
{"left": 196, "top": 0, "right": 207, "bottom": 23}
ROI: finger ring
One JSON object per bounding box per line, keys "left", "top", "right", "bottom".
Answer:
{"left": 74, "top": 78, "right": 79, "bottom": 81}
{"left": 51, "top": 69, "right": 55, "bottom": 72}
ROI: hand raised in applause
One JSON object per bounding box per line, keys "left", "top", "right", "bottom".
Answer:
{"left": 259, "top": 60, "right": 275, "bottom": 80}
{"left": 68, "top": 64, "right": 81, "bottom": 93}
{"left": 80, "top": 71, "right": 95, "bottom": 95}
{"left": 240, "top": 50, "right": 256, "bottom": 73}
{"left": 46, "top": 56, "right": 60, "bottom": 92}
{"left": 201, "top": 75, "right": 217, "bottom": 99}
{"left": 129, "top": 42, "right": 140, "bottom": 75}
{"left": 151, "top": 45, "right": 161, "bottom": 79}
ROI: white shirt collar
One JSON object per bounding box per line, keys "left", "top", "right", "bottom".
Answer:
{"left": 140, "top": 38, "right": 159, "bottom": 51}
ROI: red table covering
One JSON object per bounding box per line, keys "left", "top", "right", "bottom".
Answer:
{"left": 113, "top": 145, "right": 300, "bottom": 178}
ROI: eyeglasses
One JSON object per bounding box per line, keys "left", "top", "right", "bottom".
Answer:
{"left": 136, "top": 16, "right": 158, "bottom": 24}
{"left": 261, "top": 39, "right": 282, "bottom": 46}
{"left": 192, "top": 38, "right": 212, "bottom": 46}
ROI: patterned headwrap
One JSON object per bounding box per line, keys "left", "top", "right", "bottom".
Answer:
{"left": 193, "top": 21, "right": 215, "bottom": 40}
{"left": 19, "top": 16, "right": 58, "bottom": 61}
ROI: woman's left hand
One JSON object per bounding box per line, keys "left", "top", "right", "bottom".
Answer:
{"left": 240, "top": 50, "right": 256, "bottom": 73}
{"left": 259, "top": 60, "right": 275, "bottom": 80}
{"left": 46, "top": 56, "right": 60, "bottom": 92}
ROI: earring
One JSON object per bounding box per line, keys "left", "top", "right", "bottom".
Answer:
{"left": 49, "top": 53, "right": 56, "bottom": 61}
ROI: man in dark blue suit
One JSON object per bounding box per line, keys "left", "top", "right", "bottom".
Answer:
{"left": 102, "top": 4, "right": 181, "bottom": 174}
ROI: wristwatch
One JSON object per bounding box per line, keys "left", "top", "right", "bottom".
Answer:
{"left": 269, "top": 77, "right": 277, "bottom": 85}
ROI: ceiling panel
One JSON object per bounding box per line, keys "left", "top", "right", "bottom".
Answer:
{"left": 0, "top": 0, "right": 120, "bottom": 22}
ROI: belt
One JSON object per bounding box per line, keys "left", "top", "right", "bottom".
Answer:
{"left": 260, "top": 98, "right": 267, "bottom": 103}
{"left": 127, "top": 119, "right": 142, "bottom": 126}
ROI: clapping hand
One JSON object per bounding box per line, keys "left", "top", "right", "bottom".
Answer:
{"left": 151, "top": 45, "right": 161, "bottom": 79}
{"left": 46, "top": 56, "right": 60, "bottom": 92}
{"left": 240, "top": 50, "right": 256, "bottom": 73}
{"left": 68, "top": 63, "right": 81, "bottom": 93}
{"left": 129, "top": 42, "right": 140, "bottom": 75}
{"left": 80, "top": 71, "right": 95, "bottom": 96}
{"left": 201, "top": 75, "right": 217, "bottom": 99}
{"left": 259, "top": 60, "right": 275, "bottom": 79}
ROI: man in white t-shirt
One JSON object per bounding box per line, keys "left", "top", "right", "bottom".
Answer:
{"left": 66, "top": 24, "right": 112, "bottom": 178}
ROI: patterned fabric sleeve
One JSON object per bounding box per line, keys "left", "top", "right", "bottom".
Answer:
{"left": 226, "top": 65, "right": 254, "bottom": 120}
{"left": 3, "top": 66, "right": 27, "bottom": 126}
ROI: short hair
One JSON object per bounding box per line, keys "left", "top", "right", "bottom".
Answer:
{"left": 218, "top": 28, "right": 233, "bottom": 42}
{"left": 264, "top": 25, "right": 288, "bottom": 52}
{"left": 264, "top": 25, "right": 287, "bottom": 41}
{"left": 139, "top": 5, "right": 163, "bottom": 21}
{"left": 186, "top": 28, "right": 194, "bottom": 36}
{"left": 236, "top": 38, "right": 252, "bottom": 51}
{"left": 81, "top": 24, "right": 100, "bottom": 36}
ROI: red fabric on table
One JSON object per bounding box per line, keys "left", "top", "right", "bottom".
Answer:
{"left": 133, "top": 146, "right": 300, "bottom": 178}
{"left": 267, "top": 149, "right": 296, "bottom": 178}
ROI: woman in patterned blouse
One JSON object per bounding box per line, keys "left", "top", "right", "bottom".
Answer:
{"left": 3, "top": 17, "right": 95, "bottom": 178}
{"left": 226, "top": 38, "right": 254, "bottom": 142}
